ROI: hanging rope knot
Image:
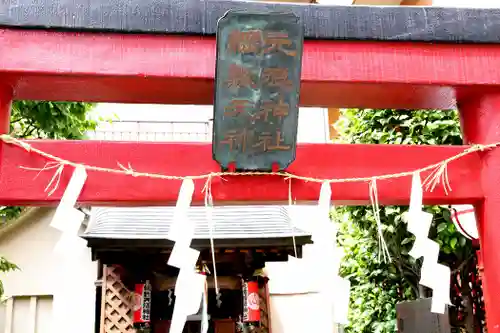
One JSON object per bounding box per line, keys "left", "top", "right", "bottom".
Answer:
{"left": 423, "top": 161, "right": 452, "bottom": 194}
{"left": 476, "top": 144, "right": 487, "bottom": 152}
{"left": 467, "top": 144, "right": 486, "bottom": 152}
{"left": 43, "top": 163, "right": 65, "bottom": 196}
{"left": 117, "top": 162, "right": 138, "bottom": 177}
{"left": 369, "top": 178, "right": 391, "bottom": 263}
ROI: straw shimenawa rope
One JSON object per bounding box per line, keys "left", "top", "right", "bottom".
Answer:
{"left": 0, "top": 134, "right": 497, "bottom": 185}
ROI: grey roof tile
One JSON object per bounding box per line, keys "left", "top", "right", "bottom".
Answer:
{"left": 84, "top": 206, "right": 312, "bottom": 240}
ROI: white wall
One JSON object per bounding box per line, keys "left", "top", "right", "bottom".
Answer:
{"left": 0, "top": 208, "right": 97, "bottom": 333}
{"left": 269, "top": 293, "right": 338, "bottom": 333}
{"left": 92, "top": 103, "right": 330, "bottom": 143}
{"left": 264, "top": 263, "right": 341, "bottom": 333}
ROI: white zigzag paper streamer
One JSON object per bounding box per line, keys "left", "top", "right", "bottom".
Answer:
{"left": 304, "top": 183, "right": 350, "bottom": 326}
{"left": 406, "top": 172, "right": 452, "bottom": 314}
{"left": 49, "top": 165, "right": 88, "bottom": 332}
{"left": 310, "top": 182, "right": 350, "bottom": 326}
{"left": 51, "top": 165, "right": 88, "bottom": 260}
{"left": 167, "top": 179, "right": 206, "bottom": 333}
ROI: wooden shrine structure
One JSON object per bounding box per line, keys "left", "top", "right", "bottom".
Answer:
{"left": 1, "top": 1, "right": 500, "bottom": 331}
{"left": 90, "top": 205, "right": 312, "bottom": 332}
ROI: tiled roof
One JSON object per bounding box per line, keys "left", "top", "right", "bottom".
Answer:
{"left": 84, "top": 206, "right": 312, "bottom": 240}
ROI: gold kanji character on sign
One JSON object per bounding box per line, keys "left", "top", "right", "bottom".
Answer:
{"left": 226, "top": 64, "right": 256, "bottom": 89}
{"left": 253, "top": 131, "right": 291, "bottom": 152}
{"left": 257, "top": 99, "right": 289, "bottom": 121}
{"left": 263, "top": 31, "right": 296, "bottom": 57}
{"left": 253, "top": 101, "right": 274, "bottom": 123}
{"left": 272, "top": 100, "right": 289, "bottom": 119}
{"left": 252, "top": 132, "right": 273, "bottom": 152}
{"left": 224, "top": 99, "right": 254, "bottom": 117}
{"left": 262, "top": 68, "right": 292, "bottom": 88}
{"left": 220, "top": 129, "right": 253, "bottom": 153}
{"left": 227, "top": 30, "right": 263, "bottom": 55}
{"left": 268, "top": 130, "right": 291, "bottom": 151}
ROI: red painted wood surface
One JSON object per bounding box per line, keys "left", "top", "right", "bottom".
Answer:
{"left": 0, "top": 86, "right": 12, "bottom": 134}
{"left": 0, "top": 86, "right": 12, "bottom": 173}
{"left": 0, "top": 140, "right": 482, "bottom": 206}
{"left": 460, "top": 93, "right": 500, "bottom": 333}
{"left": 3, "top": 28, "right": 500, "bottom": 108}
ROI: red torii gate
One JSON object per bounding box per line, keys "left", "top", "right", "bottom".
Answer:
{"left": 1, "top": 0, "right": 500, "bottom": 330}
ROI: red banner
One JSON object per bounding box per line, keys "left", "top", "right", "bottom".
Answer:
{"left": 243, "top": 280, "right": 260, "bottom": 322}
{"left": 133, "top": 281, "right": 152, "bottom": 325}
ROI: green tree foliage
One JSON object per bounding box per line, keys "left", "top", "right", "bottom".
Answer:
{"left": 10, "top": 101, "right": 96, "bottom": 139}
{"left": 335, "top": 109, "right": 475, "bottom": 332}
{"left": 0, "top": 101, "right": 97, "bottom": 294}
{"left": 0, "top": 257, "right": 18, "bottom": 296}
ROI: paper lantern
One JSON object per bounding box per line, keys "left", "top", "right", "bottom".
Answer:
{"left": 450, "top": 205, "right": 479, "bottom": 240}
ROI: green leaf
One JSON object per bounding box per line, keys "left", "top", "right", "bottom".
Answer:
{"left": 450, "top": 238, "right": 458, "bottom": 249}
{"left": 437, "top": 223, "right": 447, "bottom": 233}
{"left": 401, "top": 237, "right": 413, "bottom": 245}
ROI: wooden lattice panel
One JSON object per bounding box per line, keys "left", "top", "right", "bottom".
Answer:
{"left": 101, "top": 265, "right": 135, "bottom": 333}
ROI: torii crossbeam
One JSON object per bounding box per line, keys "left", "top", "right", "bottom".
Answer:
{"left": 1, "top": 0, "right": 500, "bottom": 330}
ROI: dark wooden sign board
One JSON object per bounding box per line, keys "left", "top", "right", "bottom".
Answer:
{"left": 212, "top": 11, "right": 303, "bottom": 172}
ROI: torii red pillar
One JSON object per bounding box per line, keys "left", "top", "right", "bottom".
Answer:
{"left": 0, "top": 86, "right": 12, "bottom": 134}
{"left": 460, "top": 95, "right": 500, "bottom": 331}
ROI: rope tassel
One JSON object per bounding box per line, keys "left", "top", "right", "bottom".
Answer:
{"left": 202, "top": 175, "right": 221, "bottom": 307}
{"left": 369, "top": 178, "right": 391, "bottom": 263}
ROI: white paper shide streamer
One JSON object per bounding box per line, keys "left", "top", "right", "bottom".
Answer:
{"left": 167, "top": 179, "right": 207, "bottom": 333}
{"left": 51, "top": 165, "right": 88, "bottom": 256}
{"left": 264, "top": 182, "right": 351, "bottom": 331}
{"left": 405, "top": 172, "right": 452, "bottom": 314}
{"left": 313, "top": 182, "right": 350, "bottom": 326}
{"left": 48, "top": 165, "right": 88, "bottom": 331}
{"left": 294, "top": 182, "right": 351, "bottom": 327}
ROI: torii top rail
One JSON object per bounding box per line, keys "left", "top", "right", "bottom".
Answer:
{"left": 2, "top": 1, "right": 500, "bottom": 329}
